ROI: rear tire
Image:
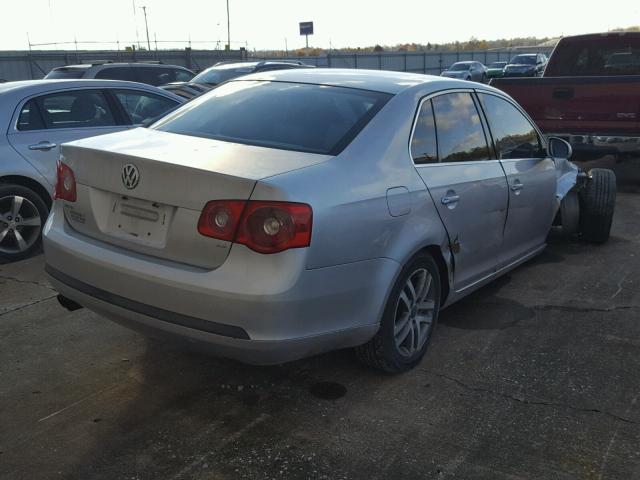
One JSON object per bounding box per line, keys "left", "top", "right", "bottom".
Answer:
{"left": 0, "top": 184, "right": 49, "bottom": 262}
{"left": 356, "top": 252, "right": 441, "bottom": 373}
{"left": 579, "top": 169, "right": 616, "bottom": 244}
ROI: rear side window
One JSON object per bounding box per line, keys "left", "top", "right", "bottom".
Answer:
{"left": 411, "top": 99, "right": 438, "bottom": 164}
{"left": 431, "top": 93, "right": 490, "bottom": 163}
{"left": 17, "top": 100, "right": 45, "bottom": 131}
{"left": 479, "top": 94, "right": 545, "bottom": 160}
{"left": 153, "top": 81, "right": 391, "bottom": 155}
{"left": 174, "top": 69, "right": 194, "bottom": 82}
{"left": 94, "top": 66, "right": 136, "bottom": 81}
{"left": 113, "top": 89, "right": 178, "bottom": 124}
{"left": 37, "top": 90, "right": 116, "bottom": 129}
{"left": 134, "top": 67, "right": 175, "bottom": 86}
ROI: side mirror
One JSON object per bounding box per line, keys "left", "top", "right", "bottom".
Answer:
{"left": 547, "top": 137, "right": 572, "bottom": 159}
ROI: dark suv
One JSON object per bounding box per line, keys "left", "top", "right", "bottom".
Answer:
{"left": 161, "top": 61, "right": 312, "bottom": 99}
{"left": 502, "top": 53, "right": 548, "bottom": 77}
{"left": 45, "top": 61, "right": 195, "bottom": 86}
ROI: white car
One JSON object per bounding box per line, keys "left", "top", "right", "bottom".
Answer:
{"left": 0, "top": 79, "right": 183, "bottom": 260}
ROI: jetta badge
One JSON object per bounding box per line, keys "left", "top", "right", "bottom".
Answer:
{"left": 121, "top": 164, "right": 140, "bottom": 189}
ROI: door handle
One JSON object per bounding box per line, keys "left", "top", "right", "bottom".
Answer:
{"left": 441, "top": 194, "right": 460, "bottom": 205}
{"left": 511, "top": 182, "right": 524, "bottom": 192}
{"left": 29, "top": 141, "right": 57, "bottom": 151}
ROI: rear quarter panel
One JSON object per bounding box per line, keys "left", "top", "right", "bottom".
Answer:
{"left": 250, "top": 86, "right": 451, "bottom": 271}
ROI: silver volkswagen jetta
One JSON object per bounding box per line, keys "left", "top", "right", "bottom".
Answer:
{"left": 43, "top": 69, "right": 615, "bottom": 372}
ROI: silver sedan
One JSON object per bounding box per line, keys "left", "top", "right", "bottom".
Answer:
{"left": 43, "top": 69, "right": 615, "bottom": 372}
{"left": 0, "top": 79, "right": 183, "bottom": 261}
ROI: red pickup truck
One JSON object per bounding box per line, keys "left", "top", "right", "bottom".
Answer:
{"left": 491, "top": 32, "right": 640, "bottom": 160}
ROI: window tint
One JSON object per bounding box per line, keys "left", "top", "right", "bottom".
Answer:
{"left": 113, "top": 90, "right": 178, "bottom": 124}
{"left": 479, "top": 94, "right": 544, "bottom": 160}
{"left": 134, "top": 67, "right": 175, "bottom": 86}
{"left": 174, "top": 69, "right": 194, "bottom": 82}
{"left": 37, "top": 90, "right": 116, "bottom": 129}
{"left": 17, "top": 100, "right": 45, "bottom": 131}
{"left": 192, "top": 67, "right": 252, "bottom": 85}
{"left": 154, "top": 81, "right": 391, "bottom": 155}
{"left": 411, "top": 99, "right": 437, "bottom": 164}
{"left": 546, "top": 38, "right": 640, "bottom": 76}
{"left": 44, "top": 68, "right": 86, "bottom": 79}
{"left": 94, "top": 66, "right": 136, "bottom": 81}
{"left": 432, "top": 93, "right": 490, "bottom": 163}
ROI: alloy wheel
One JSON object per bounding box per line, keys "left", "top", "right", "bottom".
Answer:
{"left": 393, "top": 268, "right": 436, "bottom": 358}
{"left": 0, "top": 195, "right": 42, "bottom": 255}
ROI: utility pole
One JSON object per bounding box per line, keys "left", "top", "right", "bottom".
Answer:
{"left": 141, "top": 6, "right": 151, "bottom": 51}
{"left": 132, "top": 0, "right": 140, "bottom": 50}
{"left": 226, "top": 0, "right": 231, "bottom": 50}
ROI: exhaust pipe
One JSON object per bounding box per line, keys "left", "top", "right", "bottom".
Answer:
{"left": 57, "top": 294, "right": 83, "bottom": 312}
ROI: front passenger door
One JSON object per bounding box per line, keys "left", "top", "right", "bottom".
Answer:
{"left": 412, "top": 92, "right": 509, "bottom": 291}
{"left": 478, "top": 92, "right": 556, "bottom": 267}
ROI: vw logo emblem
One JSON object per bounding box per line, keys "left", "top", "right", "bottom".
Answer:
{"left": 121, "top": 164, "right": 140, "bottom": 190}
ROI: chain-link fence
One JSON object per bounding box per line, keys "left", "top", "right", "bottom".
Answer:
{"left": 0, "top": 47, "right": 554, "bottom": 82}
{"left": 0, "top": 48, "right": 247, "bottom": 82}
{"left": 253, "top": 48, "right": 554, "bottom": 75}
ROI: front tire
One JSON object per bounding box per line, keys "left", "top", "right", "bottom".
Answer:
{"left": 356, "top": 253, "right": 441, "bottom": 373}
{"left": 0, "top": 184, "right": 49, "bottom": 261}
{"left": 579, "top": 169, "right": 616, "bottom": 244}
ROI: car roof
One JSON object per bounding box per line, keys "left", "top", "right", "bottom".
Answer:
{"left": 0, "top": 79, "right": 184, "bottom": 99}
{"left": 203, "top": 61, "right": 303, "bottom": 71}
{"left": 232, "top": 68, "right": 444, "bottom": 94}
{"left": 52, "top": 63, "right": 191, "bottom": 70}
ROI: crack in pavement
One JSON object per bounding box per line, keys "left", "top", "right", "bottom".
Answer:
{"left": 0, "top": 294, "right": 58, "bottom": 318}
{"left": 0, "top": 273, "right": 55, "bottom": 291}
{"left": 532, "top": 304, "right": 637, "bottom": 313}
{"left": 425, "top": 370, "right": 639, "bottom": 425}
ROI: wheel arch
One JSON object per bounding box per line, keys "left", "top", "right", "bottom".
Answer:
{"left": 0, "top": 175, "right": 53, "bottom": 209}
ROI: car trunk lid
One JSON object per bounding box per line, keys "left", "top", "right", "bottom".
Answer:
{"left": 60, "top": 128, "right": 330, "bottom": 269}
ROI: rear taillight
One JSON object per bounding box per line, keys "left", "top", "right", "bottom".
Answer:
{"left": 198, "top": 200, "right": 312, "bottom": 254}
{"left": 54, "top": 161, "right": 77, "bottom": 202}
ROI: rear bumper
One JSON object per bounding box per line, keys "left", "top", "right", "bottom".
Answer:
{"left": 43, "top": 203, "right": 395, "bottom": 364}
{"left": 546, "top": 133, "right": 640, "bottom": 155}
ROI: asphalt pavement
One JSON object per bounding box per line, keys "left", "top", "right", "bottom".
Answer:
{"left": 1, "top": 191, "right": 639, "bottom": 480}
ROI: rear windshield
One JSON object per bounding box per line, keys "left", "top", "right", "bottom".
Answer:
{"left": 192, "top": 67, "right": 252, "bottom": 85}
{"left": 44, "top": 68, "right": 86, "bottom": 79}
{"left": 510, "top": 55, "right": 536, "bottom": 65}
{"left": 450, "top": 63, "right": 471, "bottom": 71}
{"left": 546, "top": 38, "right": 640, "bottom": 76}
{"left": 153, "top": 81, "right": 392, "bottom": 155}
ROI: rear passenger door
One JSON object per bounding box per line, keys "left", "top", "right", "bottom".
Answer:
{"left": 412, "top": 91, "right": 509, "bottom": 291}
{"left": 477, "top": 92, "right": 556, "bottom": 267}
{"left": 7, "top": 89, "right": 128, "bottom": 188}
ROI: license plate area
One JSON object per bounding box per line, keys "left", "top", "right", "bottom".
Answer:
{"left": 106, "top": 195, "right": 173, "bottom": 248}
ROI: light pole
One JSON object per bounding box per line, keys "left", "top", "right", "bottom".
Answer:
{"left": 226, "top": 0, "right": 230, "bottom": 50}
{"left": 141, "top": 6, "right": 151, "bottom": 51}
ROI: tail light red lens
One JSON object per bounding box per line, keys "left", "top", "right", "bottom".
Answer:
{"left": 197, "top": 200, "right": 246, "bottom": 241}
{"left": 197, "top": 200, "right": 312, "bottom": 254}
{"left": 54, "top": 161, "right": 77, "bottom": 202}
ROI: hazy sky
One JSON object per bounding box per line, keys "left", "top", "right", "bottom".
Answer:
{"left": 5, "top": 0, "right": 640, "bottom": 51}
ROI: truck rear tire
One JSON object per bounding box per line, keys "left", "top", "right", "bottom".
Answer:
{"left": 579, "top": 169, "right": 616, "bottom": 244}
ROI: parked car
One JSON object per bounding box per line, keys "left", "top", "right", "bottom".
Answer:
{"left": 502, "top": 53, "right": 547, "bottom": 77}
{"left": 0, "top": 79, "right": 184, "bottom": 260}
{"left": 486, "top": 61, "right": 507, "bottom": 79}
{"left": 44, "top": 69, "right": 615, "bottom": 372}
{"left": 45, "top": 61, "right": 195, "bottom": 86}
{"left": 491, "top": 32, "right": 640, "bottom": 158}
{"left": 440, "top": 61, "right": 487, "bottom": 82}
{"left": 160, "top": 60, "right": 312, "bottom": 99}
